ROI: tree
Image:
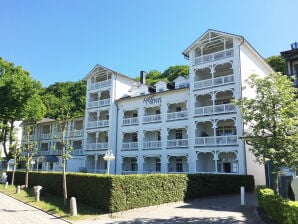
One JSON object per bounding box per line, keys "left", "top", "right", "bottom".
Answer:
{"left": 22, "top": 127, "right": 38, "bottom": 188}
{"left": 48, "top": 93, "right": 78, "bottom": 206}
{"left": 266, "top": 55, "right": 286, "bottom": 75}
{"left": 233, "top": 73, "right": 298, "bottom": 193}
{"left": 161, "top": 65, "right": 189, "bottom": 82}
{"left": 146, "top": 70, "right": 164, "bottom": 85}
{"left": 40, "top": 81, "right": 86, "bottom": 118}
{"left": 0, "top": 57, "right": 46, "bottom": 158}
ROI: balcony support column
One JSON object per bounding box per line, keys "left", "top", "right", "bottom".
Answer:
{"left": 94, "top": 153, "right": 98, "bottom": 173}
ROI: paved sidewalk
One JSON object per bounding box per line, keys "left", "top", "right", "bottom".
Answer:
{"left": 74, "top": 192, "right": 264, "bottom": 224}
{"left": 0, "top": 192, "right": 68, "bottom": 224}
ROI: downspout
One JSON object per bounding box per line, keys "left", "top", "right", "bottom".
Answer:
{"left": 113, "top": 73, "right": 119, "bottom": 174}
{"left": 238, "top": 36, "right": 247, "bottom": 175}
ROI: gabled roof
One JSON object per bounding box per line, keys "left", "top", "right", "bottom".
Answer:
{"left": 182, "top": 29, "right": 274, "bottom": 73}
{"left": 83, "top": 64, "right": 134, "bottom": 82}
{"left": 182, "top": 29, "right": 242, "bottom": 58}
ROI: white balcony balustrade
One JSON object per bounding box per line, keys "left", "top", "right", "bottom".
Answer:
{"left": 167, "top": 139, "right": 188, "bottom": 148}
{"left": 195, "top": 135, "right": 238, "bottom": 146}
{"left": 123, "top": 117, "right": 139, "bottom": 126}
{"left": 122, "top": 142, "right": 138, "bottom": 150}
{"left": 194, "top": 103, "right": 236, "bottom": 116}
{"left": 87, "top": 120, "right": 109, "bottom": 129}
{"left": 88, "top": 99, "right": 110, "bottom": 108}
{"left": 167, "top": 111, "right": 188, "bottom": 120}
{"left": 38, "top": 133, "right": 52, "bottom": 140}
{"left": 71, "top": 149, "right": 84, "bottom": 155}
{"left": 86, "top": 142, "right": 108, "bottom": 151}
{"left": 194, "top": 74, "right": 234, "bottom": 90}
{"left": 143, "top": 114, "right": 161, "bottom": 123}
{"left": 194, "top": 49, "right": 233, "bottom": 66}
{"left": 143, "top": 141, "right": 162, "bottom": 149}
{"left": 89, "top": 79, "right": 112, "bottom": 91}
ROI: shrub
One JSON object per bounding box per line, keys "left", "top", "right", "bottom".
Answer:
{"left": 6, "top": 171, "right": 254, "bottom": 213}
{"left": 257, "top": 188, "right": 298, "bottom": 224}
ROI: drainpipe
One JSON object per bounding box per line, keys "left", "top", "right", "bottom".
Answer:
{"left": 238, "top": 36, "right": 247, "bottom": 175}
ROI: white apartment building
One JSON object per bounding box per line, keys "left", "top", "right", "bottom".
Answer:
{"left": 22, "top": 30, "right": 273, "bottom": 184}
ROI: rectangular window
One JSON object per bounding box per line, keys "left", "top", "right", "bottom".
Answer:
{"left": 156, "top": 110, "right": 161, "bottom": 114}
{"left": 175, "top": 130, "right": 183, "bottom": 139}
{"left": 131, "top": 158, "right": 137, "bottom": 171}
{"left": 176, "top": 106, "right": 181, "bottom": 112}
{"left": 132, "top": 133, "right": 138, "bottom": 142}
{"left": 155, "top": 158, "right": 161, "bottom": 172}
{"left": 157, "top": 132, "right": 161, "bottom": 141}
{"left": 176, "top": 158, "right": 183, "bottom": 172}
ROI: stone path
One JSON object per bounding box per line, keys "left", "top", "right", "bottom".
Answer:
{"left": 74, "top": 192, "right": 265, "bottom": 224}
{"left": 0, "top": 192, "right": 68, "bottom": 224}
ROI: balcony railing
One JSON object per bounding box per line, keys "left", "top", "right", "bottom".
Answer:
{"left": 194, "top": 103, "right": 236, "bottom": 116}
{"left": 89, "top": 79, "right": 112, "bottom": 90}
{"left": 122, "top": 142, "right": 138, "bottom": 150}
{"left": 194, "top": 49, "right": 233, "bottom": 66}
{"left": 122, "top": 171, "right": 138, "bottom": 175}
{"left": 143, "top": 140, "right": 162, "bottom": 149}
{"left": 88, "top": 98, "right": 110, "bottom": 108}
{"left": 87, "top": 120, "right": 109, "bottom": 129}
{"left": 85, "top": 142, "right": 108, "bottom": 151}
{"left": 123, "top": 117, "right": 139, "bottom": 126}
{"left": 195, "top": 135, "right": 238, "bottom": 146}
{"left": 71, "top": 149, "right": 84, "bottom": 155}
{"left": 194, "top": 74, "right": 234, "bottom": 90}
{"left": 143, "top": 114, "right": 161, "bottom": 123}
{"left": 38, "top": 133, "right": 52, "bottom": 140}
{"left": 167, "top": 139, "right": 188, "bottom": 148}
{"left": 66, "top": 129, "right": 84, "bottom": 137}
{"left": 167, "top": 111, "right": 188, "bottom": 120}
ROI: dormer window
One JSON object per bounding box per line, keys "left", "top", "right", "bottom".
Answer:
{"left": 158, "top": 88, "right": 164, "bottom": 92}
{"left": 140, "top": 92, "right": 145, "bottom": 96}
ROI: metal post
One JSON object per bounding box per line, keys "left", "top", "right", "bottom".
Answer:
{"left": 240, "top": 186, "right": 245, "bottom": 205}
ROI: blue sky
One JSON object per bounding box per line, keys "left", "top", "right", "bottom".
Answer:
{"left": 1, "top": 0, "right": 297, "bottom": 87}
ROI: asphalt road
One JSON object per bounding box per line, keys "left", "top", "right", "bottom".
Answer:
{"left": 0, "top": 192, "right": 68, "bottom": 224}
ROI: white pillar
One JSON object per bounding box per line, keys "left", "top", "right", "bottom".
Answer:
{"left": 94, "top": 153, "right": 98, "bottom": 173}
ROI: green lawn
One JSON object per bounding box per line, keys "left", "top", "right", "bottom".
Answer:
{"left": 0, "top": 183, "right": 104, "bottom": 221}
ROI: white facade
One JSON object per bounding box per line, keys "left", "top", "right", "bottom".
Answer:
{"left": 21, "top": 30, "right": 273, "bottom": 184}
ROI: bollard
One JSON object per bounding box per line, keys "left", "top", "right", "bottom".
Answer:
{"left": 16, "top": 185, "right": 21, "bottom": 194}
{"left": 33, "top": 185, "right": 43, "bottom": 201}
{"left": 70, "top": 197, "right": 78, "bottom": 216}
{"left": 240, "top": 186, "right": 245, "bottom": 205}
{"left": 4, "top": 182, "right": 8, "bottom": 189}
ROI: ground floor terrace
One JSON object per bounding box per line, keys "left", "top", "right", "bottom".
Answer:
{"left": 85, "top": 148, "right": 244, "bottom": 175}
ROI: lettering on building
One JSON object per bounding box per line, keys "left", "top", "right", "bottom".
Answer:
{"left": 143, "top": 95, "right": 161, "bottom": 105}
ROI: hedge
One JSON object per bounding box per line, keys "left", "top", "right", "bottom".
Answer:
{"left": 257, "top": 188, "right": 298, "bottom": 224}
{"left": 7, "top": 171, "right": 254, "bottom": 213}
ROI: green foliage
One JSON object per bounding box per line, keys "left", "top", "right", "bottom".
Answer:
{"left": 266, "top": 55, "right": 286, "bottom": 74}
{"left": 233, "top": 73, "right": 298, "bottom": 175}
{"left": 7, "top": 172, "right": 254, "bottom": 213}
{"left": 40, "top": 81, "right": 86, "bottom": 119}
{"left": 161, "top": 65, "right": 189, "bottom": 82}
{"left": 257, "top": 188, "right": 298, "bottom": 224}
{"left": 139, "top": 65, "right": 189, "bottom": 86}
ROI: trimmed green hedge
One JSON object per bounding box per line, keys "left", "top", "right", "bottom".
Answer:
{"left": 7, "top": 172, "right": 254, "bottom": 213}
{"left": 257, "top": 188, "right": 298, "bottom": 224}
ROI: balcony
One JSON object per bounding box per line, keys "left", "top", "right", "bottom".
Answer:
{"left": 143, "top": 114, "right": 161, "bottom": 123}
{"left": 143, "top": 141, "right": 162, "bottom": 149}
{"left": 87, "top": 120, "right": 109, "bottom": 129}
{"left": 122, "top": 142, "right": 138, "bottom": 150}
{"left": 89, "top": 79, "right": 112, "bottom": 91}
{"left": 85, "top": 142, "right": 108, "bottom": 151}
{"left": 194, "top": 103, "right": 236, "bottom": 116}
{"left": 38, "top": 133, "right": 52, "bottom": 140}
{"left": 167, "top": 139, "right": 188, "bottom": 148}
{"left": 123, "top": 117, "right": 139, "bottom": 126}
{"left": 167, "top": 111, "right": 188, "bottom": 120}
{"left": 88, "top": 99, "right": 110, "bottom": 108}
{"left": 194, "top": 74, "right": 234, "bottom": 90}
{"left": 71, "top": 149, "right": 84, "bottom": 155}
{"left": 194, "top": 49, "right": 233, "bottom": 66}
{"left": 195, "top": 135, "right": 238, "bottom": 146}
